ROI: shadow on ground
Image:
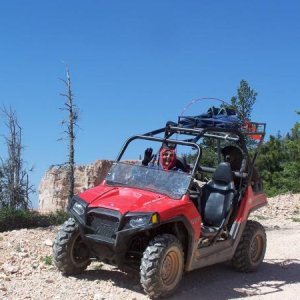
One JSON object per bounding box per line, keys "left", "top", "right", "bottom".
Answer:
{"left": 72, "top": 258, "right": 300, "bottom": 299}
{"left": 171, "top": 259, "right": 300, "bottom": 299}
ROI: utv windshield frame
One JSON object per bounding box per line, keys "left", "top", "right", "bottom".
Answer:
{"left": 105, "top": 135, "right": 201, "bottom": 199}
{"left": 115, "top": 135, "right": 202, "bottom": 176}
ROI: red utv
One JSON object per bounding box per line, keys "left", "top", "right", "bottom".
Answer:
{"left": 53, "top": 108, "right": 267, "bottom": 298}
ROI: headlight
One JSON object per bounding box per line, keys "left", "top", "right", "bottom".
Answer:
{"left": 73, "top": 201, "right": 85, "bottom": 216}
{"left": 127, "top": 213, "right": 159, "bottom": 228}
{"left": 70, "top": 196, "right": 87, "bottom": 217}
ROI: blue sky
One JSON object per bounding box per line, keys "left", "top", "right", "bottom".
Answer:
{"left": 0, "top": 1, "right": 299, "bottom": 207}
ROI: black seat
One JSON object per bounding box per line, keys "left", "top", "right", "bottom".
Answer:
{"left": 221, "top": 145, "right": 244, "bottom": 189}
{"left": 201, "top": 162, "right": 235, "bottom": 238}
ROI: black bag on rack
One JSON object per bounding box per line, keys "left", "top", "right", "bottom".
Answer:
{"left": 178, "top": 106, "right": 240, "bottom": 129}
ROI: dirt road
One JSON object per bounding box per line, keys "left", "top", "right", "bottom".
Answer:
{"left": 1, "top": 194, "right": 300, "bottom": 299}
{"left": 171, "top": 224, "right": 300, "bottom": 300}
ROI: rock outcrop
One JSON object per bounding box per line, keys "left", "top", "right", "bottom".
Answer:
{"left": 38, "top": 160, "right": 113, "bottom": 211}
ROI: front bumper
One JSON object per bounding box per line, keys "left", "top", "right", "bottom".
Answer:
{"left": 69, "top": 197, "right": 158, "bottom": 265}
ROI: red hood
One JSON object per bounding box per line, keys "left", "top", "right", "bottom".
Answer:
{"left": 78, "top": 183, "right": 179, "bottom": 215}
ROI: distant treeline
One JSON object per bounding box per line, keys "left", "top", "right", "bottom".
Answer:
{"left": 256, "top": 121, "right": 300, "bottom": 196}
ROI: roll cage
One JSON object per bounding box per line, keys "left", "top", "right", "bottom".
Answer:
{"left": 115, "top": 118, "right": 266, "bottom": 190}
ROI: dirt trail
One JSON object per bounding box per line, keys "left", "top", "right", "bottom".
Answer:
{"left": 171, "top": 225, "right": 300, "bottom": 300}
{"left": 0, "top": 193, "right": 299, "bottom": 300}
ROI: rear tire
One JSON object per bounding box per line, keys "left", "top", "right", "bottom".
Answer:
{"left": 53, "top": 218, "right": 90, "bottom": 275}
{"left": 232, "top": 220, "right": 266, "bottom": 272}
{"left": 140, "top": 234, "right": 184, "bottom": 299}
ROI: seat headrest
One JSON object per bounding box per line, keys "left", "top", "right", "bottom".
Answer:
{"left": 221, "top": 146, "right": 243, "bottom": 171}
{"left": 212, "top": 162, "right": 233, "bottom": 184}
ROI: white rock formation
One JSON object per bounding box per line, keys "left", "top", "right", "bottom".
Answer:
{"left": 38, "top": 160, "right": 113, "bottom": 212}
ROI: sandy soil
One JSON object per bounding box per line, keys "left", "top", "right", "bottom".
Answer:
{"left": 0, "top": 193, "right": 299, "bottom": 300}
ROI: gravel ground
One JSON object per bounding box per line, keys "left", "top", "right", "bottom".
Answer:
{"left": 1, "top": 193, "right": 299, "bottom": 300}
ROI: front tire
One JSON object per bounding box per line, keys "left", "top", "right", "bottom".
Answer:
{"left": 140, "top": 234, "right": 184, "bottom": 299}
{"left": 232, "top": 220, "right": 267, "bottom": 272}
{"left": 53, "top": 218, "right": 90, "bottom": 275}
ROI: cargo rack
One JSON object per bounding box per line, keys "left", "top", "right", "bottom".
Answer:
{"left": 144, "top": 119, "right": 266, "bottom": 144}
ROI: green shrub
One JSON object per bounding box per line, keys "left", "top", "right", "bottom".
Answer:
{"left": 41, "top": 255, "right": 52, "bottom": 265}
{"left": 0, "top": 208, "right": 69, "bottom": 232}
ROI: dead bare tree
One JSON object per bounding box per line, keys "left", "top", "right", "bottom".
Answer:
{"left": 0, "top": 107, "right": 34, "bottom": 209}
{"left": 59, "top": 66, "right": 79, "bottom": 201}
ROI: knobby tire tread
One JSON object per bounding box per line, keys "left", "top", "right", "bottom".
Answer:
{"left": 53, "top": 218, "right": 90, "bottom": 275}
{"left": 232, "top": 220, "right": 266, "bottom": 272}
{"left": 140, "top": 234, "right": 184, "bottom": 299}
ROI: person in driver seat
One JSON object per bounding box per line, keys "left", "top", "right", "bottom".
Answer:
{"left": 142, "top": 143, "right": 188, "bottom": 171}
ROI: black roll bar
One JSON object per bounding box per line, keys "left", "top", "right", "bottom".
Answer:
{"left": 115, "top": 135, "right": 202, "bottom": 175}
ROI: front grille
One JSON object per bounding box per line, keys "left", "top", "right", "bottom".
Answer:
{"left": 87, "top": 209, "right": 120, "bottom": 240}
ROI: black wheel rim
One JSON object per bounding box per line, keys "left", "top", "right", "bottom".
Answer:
{"left": 71, "top": 233, "right": 89, "bottom": 267}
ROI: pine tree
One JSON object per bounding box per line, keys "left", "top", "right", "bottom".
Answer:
{"left": 231, "top": 80, "right": 257, "bottom": 122}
